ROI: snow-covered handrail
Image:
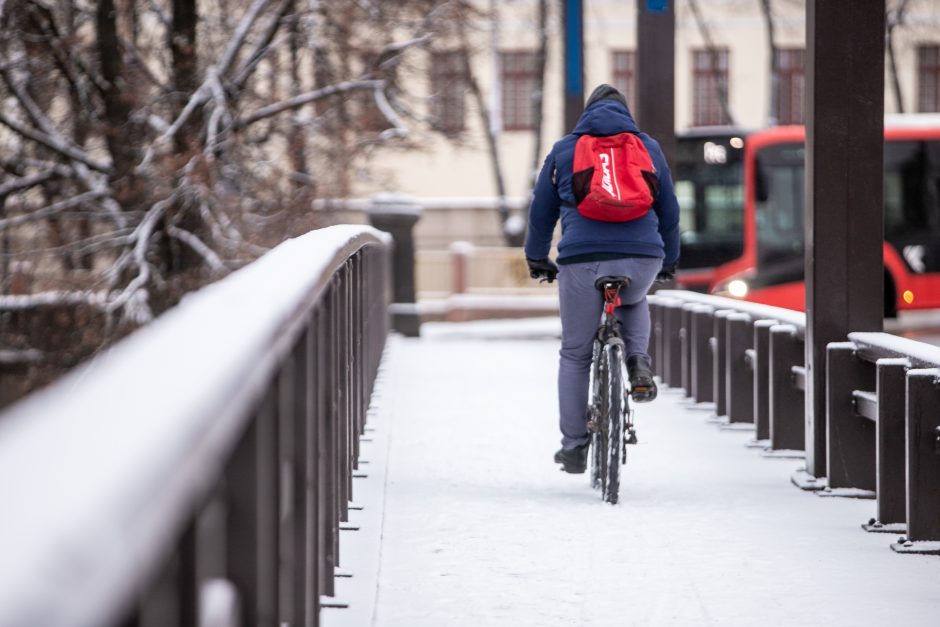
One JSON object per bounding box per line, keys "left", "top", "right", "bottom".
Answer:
{"left": 0, "top": 225, "right": 391, "bottom": 627}
{"left": 848, "top": 331, "right": 940, "bottom": 368}
{"left": 651, "top": 289, "right": 806, "bottom": 329}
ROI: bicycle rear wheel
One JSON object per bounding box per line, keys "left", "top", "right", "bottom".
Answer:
{"left": 601, "top": 342, "right": 624, "bottom": 504}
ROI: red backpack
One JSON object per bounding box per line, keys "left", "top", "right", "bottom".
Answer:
{"left": 571, "top": 132, "right": 659, "bottom": 222}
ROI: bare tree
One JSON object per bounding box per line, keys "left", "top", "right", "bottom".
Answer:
{"left": 0, "top": 0, "right": 475, "bottom": 405}
{"left": 886, "top": 0, "right": 913, "bottom": 113}
{"left": 758, "top": 0, "right": 779, "bottom": 125}
{"left": 530, "top": 0, "right": 549, "bottom": 179}
{"left": 688, "top": 0, "right": 736, "bottom": 126}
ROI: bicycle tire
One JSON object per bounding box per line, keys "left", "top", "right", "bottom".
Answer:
{"left": 602, "top": 342, "right": 624, "bottom": 504}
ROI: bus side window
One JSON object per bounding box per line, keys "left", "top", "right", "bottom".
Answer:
{"left": 755, "top": 158, "right": 769, "bottom": 203}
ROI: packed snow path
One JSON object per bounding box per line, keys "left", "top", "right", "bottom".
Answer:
{"left": 323, "top": 318, "right": 940, "bottom": 627}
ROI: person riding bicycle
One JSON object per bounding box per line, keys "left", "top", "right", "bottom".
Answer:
{"left": 524, "top": 84, "right": 680, "bottom": 473}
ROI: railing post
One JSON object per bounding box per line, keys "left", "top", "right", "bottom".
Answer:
{"left": 690, "top": 304, "right": 714, "bottom": 403}
{"left": 305, "top": 312, "right": 321, "bottom": 626}
{"left": 663, "top": 299, "right": 683, "bottom": 387}
{"left": 368, "top": 195, "right": 422, "bottom": 337}
{"left": 225, "top": 386, "right": 278, "bottom": 627}
{"left": 322, "top": 282, "right": 338, "bottom": 598}
{"left": 712, "top": 310, "right": 733, "bottom": 417}
{"left": 768, "top": 324, "right": 804, "bottom": 452}
{"left": 725, "top": 312, "right": 754, "bottom": 424}
{"left": 753, "top": 319, "right": 778, "bottom": 442}
{"left": 680, "top": 304, "right": 694, "bottom": 397}
{"left": 869, "top": 358, "right": 909, "bottom": 530}
{"left": 896, "top": 369, "right": 940, "bottom": 548}
{"left": 449, "top": 241, "right": 472, "bottom": 295}
{"left": 825, "top": 342, "right": 876, "bottom": 492}
{"left": 650, "top": 298, "right": 664, "bottom": 378}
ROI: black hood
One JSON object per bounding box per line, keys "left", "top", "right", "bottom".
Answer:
{"left": 585, "top": 83, "right": 628, "bottom": 110}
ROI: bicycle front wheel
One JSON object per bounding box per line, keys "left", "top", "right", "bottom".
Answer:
{"left": 601, "top": 342, "right": 624, "bottom": 504}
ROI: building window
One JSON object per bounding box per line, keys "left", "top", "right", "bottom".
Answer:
{"left": 429, "top": 51, "right": 467, "bottom": 134}
{"left": 774, "top": 48, "right": 805, "bottom": 124}
{"left": 611, "top": 50, "right": 636, "bottom": 112}
{"left": 918, "top": 45, "right": 940, "bottom": 112}
{"left": 692, "top": 48, "right": 731, "bottom": 126}
{"left": 501, "top": 51, "right": 538, "bottom": 131}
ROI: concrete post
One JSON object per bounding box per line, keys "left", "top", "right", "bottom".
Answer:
{"left": 368, "top": 195, "right": 422, "bottom": 337}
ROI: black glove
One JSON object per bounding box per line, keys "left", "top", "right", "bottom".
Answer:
{"left": 655, "top": 264, "right": 676, "bottom": 284}
{"left": 526, "top": 257, "right": 559, "bottom": 283}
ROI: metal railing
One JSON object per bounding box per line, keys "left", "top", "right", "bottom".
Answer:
{"left": 649, "top": 290, "right": 940, "bottom": 554}
{"left": 0, "top": 225, "right": 391, "bottom": 627}
{"left": 650, "top": 290, "right": 806, "bottom": 453}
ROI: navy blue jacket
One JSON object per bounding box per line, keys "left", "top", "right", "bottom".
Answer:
{"left": 524, "top": 99, "right": 680, "bottom": 268}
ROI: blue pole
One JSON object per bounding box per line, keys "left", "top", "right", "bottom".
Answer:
{"left": 563, "top": 0, "right": 584, "bottom": 132}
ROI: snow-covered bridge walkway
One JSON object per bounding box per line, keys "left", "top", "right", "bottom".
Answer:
{"left": 324, "top": 318, "right": 940, "bottom": 627}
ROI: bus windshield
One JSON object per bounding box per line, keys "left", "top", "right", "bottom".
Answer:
{"left": 754, "top": 142, "right": 805, "bottom": 268}
{"left": 755, "top": 139, "right": 940, "bottom": 272}
{"left": 674, "top": 134, "right": 745, "bottom": 270}
{"left": 884, "top": 140, "right": 940, "bottom": 251}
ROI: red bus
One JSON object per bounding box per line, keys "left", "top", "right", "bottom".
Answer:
{"left": 704, "top": 116, "right": 940, "bottom": 316}
{"left": 672, "top": 128, "right": 749, "bottom": 291}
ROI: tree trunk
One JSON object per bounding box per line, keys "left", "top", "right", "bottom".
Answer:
{"left": 689, "top": 0, "right": 735, "bottom": 126}
{"left": 530, "top": 0, "right": 548, "bottom": 181}
{"left": 96, "top": 0, "right": 144, "bottom": 211}
{"left": 65, "top": 2, "right": 93, "bottom": 270}
{"left": 287, "top": 1, "right": 311, "bottom": 203}
{"left": 171, "top": 0, "right": 199, "bottom": 151}
{"left": 759, "top": 0, "right": 778, "bottom": 125}
{"left": 886, "top": 0, "right": 911, "bottom": 114}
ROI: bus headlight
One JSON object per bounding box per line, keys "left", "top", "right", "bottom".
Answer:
{"left": 728, "top": 279, "right": 749, "bottom": 298}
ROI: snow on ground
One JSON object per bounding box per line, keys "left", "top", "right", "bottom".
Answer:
{"left": 324, "top": 318, "right": 940, "bottom": 627}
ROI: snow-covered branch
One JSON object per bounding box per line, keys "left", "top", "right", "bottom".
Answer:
{"left": 0, "top": 110, "right": 111, "bottom": 174}
{"left": 167, "top": 226, "right": 228, "bottom": 274}
{"left": 238, "top": 79, "right": 385, "bottom": 127}
{"left": 0, "top": 291, "right": 111, "bottom": 312}
{"left": 230, "top": 0, "right": 295, "bottom": 91}
{"left": 0, "top": 349, "right": 43, "bottom": 365}
{"left": 106, "top": 197, "right": 174, "bottom": 321}
{"left": 217, "top": 0, "right": 274, "bottom": 78}
{"left": 0, "top": 190, "right": 107, "bottom": 231}
{"left": 0, "top": 169, "right": 64, "bottom": 198}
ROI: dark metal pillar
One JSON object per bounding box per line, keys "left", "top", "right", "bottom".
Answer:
{"left": 803, "top": 1, "right": 885, "bottom": 478}
{"left": 563, "top": 0, "right": 584, "bottom": 132}
{"left": 369, "top": 196, "right": 422, "bottom": 337}
{"left": 637, "top": 0, "right": 676, "bottom": 166}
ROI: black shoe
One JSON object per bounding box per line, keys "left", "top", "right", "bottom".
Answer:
{"left": 554, "top": 441, "right": 589, "bottom": 474}
{"left": 627, "top": 355, "right": 658, "bottom": 403}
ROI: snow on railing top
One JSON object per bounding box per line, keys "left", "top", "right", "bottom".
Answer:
{"left": 849, "top": 332, "right": 940, "bottom": 368}
{"left": 651, "top": 290, "right": 806, "bottom": 329}
{"left": 0, "top": 225, "right": 390, "bottom": 627}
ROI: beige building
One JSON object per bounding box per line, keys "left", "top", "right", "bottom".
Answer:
{"left": 363, "top": 1, "right": 940, "bottom": 200}
{"left": 342, "top": 0, "right": 940, "bottom": 301}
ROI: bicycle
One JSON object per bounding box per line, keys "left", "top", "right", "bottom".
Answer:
{"left": 586, "top": 276, "right": 637, "bottom": 505}
{"left": 529, "top": 265, "right": 637, "bottom": 504}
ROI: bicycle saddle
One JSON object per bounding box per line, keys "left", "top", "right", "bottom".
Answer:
{"left": 594, "top": 275, "right": 631, "bottom": 292}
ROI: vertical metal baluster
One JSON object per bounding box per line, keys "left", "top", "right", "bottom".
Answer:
{"left": 726, "top": 313, "right": 754, "bottom": 424}
{"left": 873, "top": 358, "right": 908, "bottom": 528}
{"left": 902, "top": 370, "right": 940, "bottom": 543}
{"left": 307, "top": 309, "right": 321, "bottom": 626}
{"left": 825, "top": 342, "right": 876, "bottom": 491}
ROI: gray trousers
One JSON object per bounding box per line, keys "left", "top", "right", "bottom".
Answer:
{"left": 557, "top": 257, "right": 662, "bottom": 449}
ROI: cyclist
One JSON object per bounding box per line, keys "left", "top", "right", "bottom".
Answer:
{"left": 524, "top": 84, "right": 680, "bottom": 473}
